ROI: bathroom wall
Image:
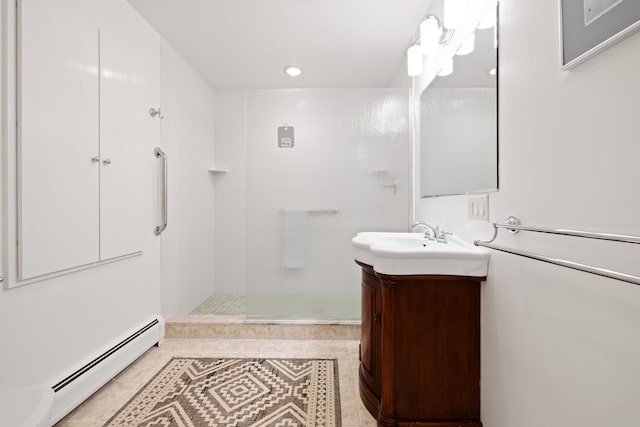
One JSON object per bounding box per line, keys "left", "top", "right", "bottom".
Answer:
{"left": 416, "top": 1, "right": 640, "bottom": 425}
{"left": 159, "top": 40, "right": 216, "bottom": 316}
{"left": 0, "top": 0, "right": 161, "bottom": 391}
{"left": 214, "top": 89, "right": 410, "bottom": 315}
{"left": 389, "top": 52, "right": 410, "bottom": 89}
{"left": 244, "top": 89, "right": 409, "bottom": 319}
{"left": 0, "top": 0, "right": 215, "bottom": 390}
{"left": 213, "top": 90, "right": 248, "bottom": 295}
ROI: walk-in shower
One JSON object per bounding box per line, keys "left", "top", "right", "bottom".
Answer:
{"left": 194, "top": 88, "right": 410, "bottom": 321}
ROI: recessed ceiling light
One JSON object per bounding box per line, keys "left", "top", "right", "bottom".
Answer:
{"left": 284, "top": 65, "right": 303, "bottom": 77}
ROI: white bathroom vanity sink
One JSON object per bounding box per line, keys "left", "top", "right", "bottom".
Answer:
{"left": 352, "top": 232, "right": 489, "bottom": 276}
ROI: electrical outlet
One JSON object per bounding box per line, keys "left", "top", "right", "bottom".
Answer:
{"left": 467, "top": 194, "right": 489, "bottom": 221}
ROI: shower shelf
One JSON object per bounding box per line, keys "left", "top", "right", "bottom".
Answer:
{"left": 208, "top": 167, "right": 229, "bottom": 174}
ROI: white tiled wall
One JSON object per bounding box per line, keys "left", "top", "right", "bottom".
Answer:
{"left": 214, "top": 89, "right": 410, "bottom": 318}
{"left": 159, "top": 40, "right": 216, "bottom": 316}
{"left": 213, "top": 90, "right": 248, "bottom": 294}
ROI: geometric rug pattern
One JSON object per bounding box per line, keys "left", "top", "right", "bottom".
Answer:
{"left": 103, "top": 358, "right": 341, "bottom": 427}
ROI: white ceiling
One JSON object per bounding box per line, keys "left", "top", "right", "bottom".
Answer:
{"left": 127, "top": 0, "right": 431, "bottom": 89}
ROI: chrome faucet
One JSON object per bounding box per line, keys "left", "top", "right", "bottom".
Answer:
{"left": 411, "top": 222, "right": 448, "bottom": 243}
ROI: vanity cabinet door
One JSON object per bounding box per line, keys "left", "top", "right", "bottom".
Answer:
{"left": 18, "top": 0, "right": 101, "bottom": 278}
{"left": 360, "top": 267, "right": 381, "bottom": 396}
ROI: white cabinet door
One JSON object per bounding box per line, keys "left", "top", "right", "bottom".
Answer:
{"left": 99, "top": 12, "right": 160, "bottom": 260}
{"left": 18, "top": 0, "right": 100, "bottom": 279}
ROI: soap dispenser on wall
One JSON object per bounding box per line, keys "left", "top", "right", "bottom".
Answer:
{"left": 278, "top": 124, "right": 295, "bottom": 148}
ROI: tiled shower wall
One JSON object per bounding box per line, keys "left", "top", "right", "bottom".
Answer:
{"left": 214, "top": 89, "right": 410, "bottom": 319}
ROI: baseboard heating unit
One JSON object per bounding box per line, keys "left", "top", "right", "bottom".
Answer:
{"left": 49, "top": 315, "right": 165, "bottom": 424}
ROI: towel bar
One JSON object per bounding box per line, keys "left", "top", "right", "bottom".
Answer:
{"left": 475, "top": 216, "right": 640, "bottom": 286}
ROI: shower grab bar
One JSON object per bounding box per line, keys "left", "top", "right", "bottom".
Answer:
{"left": 474, "top": 216, "right": 640, "bottom": 286}
{"left": 154, "top": 147, "right": 168, "bottom": 236}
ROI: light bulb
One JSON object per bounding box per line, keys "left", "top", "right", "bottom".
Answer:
{"left": 456, "top": 33, "right": 475, "bottom": 56}
{"left": 489, "top": 68, "right": 496, "bottom": 76}
{"left": 438, "top": 57, "right": 454, "bottom": 77}
{"left": 284, "top": 65, "right": 303, "bottom": 77}
{"left": 407, "top": 44, "right": 424, "bottom": 76}
{"left": 420, "top": 16, "right": 441, "bottom": 55}
{"left": 444, "top": 0, "right": 467, "bottom": 30}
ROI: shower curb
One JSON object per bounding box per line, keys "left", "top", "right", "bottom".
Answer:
{"left": 165, "top": 316, "right": 361, "bottom": 340}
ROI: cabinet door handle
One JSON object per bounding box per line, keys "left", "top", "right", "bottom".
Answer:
{"left": 102, "top": 159, "right": 111, "bottom": 165}
{"left": 91, "top": 156, "right": 100, "bottom": 163}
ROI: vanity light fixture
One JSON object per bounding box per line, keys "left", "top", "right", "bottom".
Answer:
{"left": 420, "top": 16, "right": 441, "bottom": 55}
{"left": 407, "top": 44, "right": 424, "bottom": 76}
{"left": 284, "top": 65, "right": 303, "bottom": 77}
{"left": 438, "top": 57, "right": 454, "bottom": 77}
{"left": 456, "top": 33, "right": 475, "bottom": 56}
{"left": 444, "top": 0, "right": 468, "bottom": 29}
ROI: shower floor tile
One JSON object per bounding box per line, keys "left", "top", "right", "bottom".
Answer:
{"left": 190, "top": 292, "right": 246, "bottom": 315}
{"left": 188, "top": 292, "right": 360, "bottom": 321}
{"left": 54, "top": 338, "right": 375, "bottom": 427}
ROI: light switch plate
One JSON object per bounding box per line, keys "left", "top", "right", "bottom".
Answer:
{"left": 468, "top": 194, "right": 489, "bottom": 221}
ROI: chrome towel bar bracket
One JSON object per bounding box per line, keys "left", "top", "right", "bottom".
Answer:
{"left": 475, "top": 216, "right": 640, "bottom": 286}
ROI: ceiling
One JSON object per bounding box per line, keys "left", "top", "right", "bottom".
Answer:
{"left": 127, "top": 0, "right": 431, "bottom": 89}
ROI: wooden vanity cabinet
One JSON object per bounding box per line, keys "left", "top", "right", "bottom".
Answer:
{"left": 357, "top": 261, "right": 485, "bottom": 427}
{"left": 359, "top": 263, "right": 383, "bottom": 407}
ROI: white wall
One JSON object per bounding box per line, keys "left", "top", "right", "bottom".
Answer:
{"left": 0, "top": 0, "right": 161, "bottom": 391}
{"left": 245, "top": 89, "right": 409, "bottom": 319}
{"left": 214, "top": 89, "right": 410, "bottom": 316}
{"left": 388, "top": 52, "right": 410, "bottom": 89}
{"left": 416, "top": 1, "right": 640, "bottom": 426}
{"left": 0, "top": 0, "right": 217, "bottom": 392}
{"left": 159, "top": 40, "right": 216, "bottom": 316}
{"left": 213, "top": 90, "right": 247, "bottom": 295}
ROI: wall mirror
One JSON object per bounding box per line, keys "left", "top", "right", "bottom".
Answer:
{"left": 417, "top": 2, "right": 498, "bottom": 198}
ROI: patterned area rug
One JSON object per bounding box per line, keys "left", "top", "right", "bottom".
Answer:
{"left": 104, "top": 358, "right": 341, "bottom": 427}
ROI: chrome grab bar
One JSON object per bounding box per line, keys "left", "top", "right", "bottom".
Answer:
{"left": 154, "top": 147, "right": 167, "bottom": 236}
{"left": 475, "top": 216, "right": 640, "bottom": 286}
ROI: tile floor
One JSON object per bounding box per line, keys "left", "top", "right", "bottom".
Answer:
{"left": 54, "top": 338, "right": 377, "bottom": 427}
{"left": 190, "top": 293, "right": 246, "bottom": 315}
